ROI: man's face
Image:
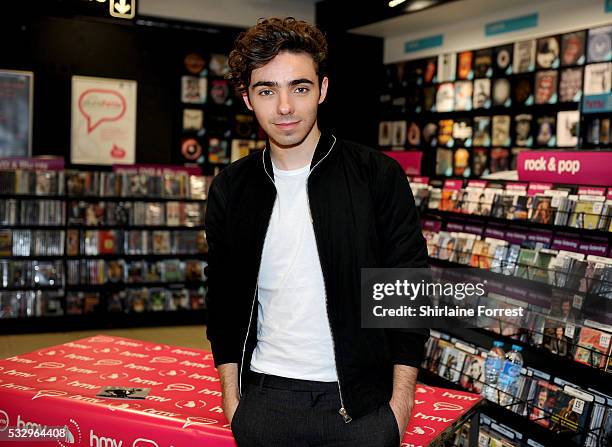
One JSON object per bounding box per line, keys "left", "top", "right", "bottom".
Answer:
{"left": 243, "top": 51, "right": 328, "bottom": 148}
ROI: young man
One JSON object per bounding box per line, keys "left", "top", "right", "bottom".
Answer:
{"left": 205, "top": 17, "right": 429, "bottom": 446}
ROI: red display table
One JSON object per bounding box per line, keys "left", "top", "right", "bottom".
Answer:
{"left": 0, "top": 335, "right": 481, "bottom": 446}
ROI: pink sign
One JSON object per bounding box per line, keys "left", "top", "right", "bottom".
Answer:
{"left": 410, "top": 176, "right": 430, "bottom": 185}
{"left": 0, "top": 157, "right": 65, "bottom": 171}
{"left": 517, "top": 151, "right": 612, "bottom": 186}
{"left": 467, "top": 180, "right": 487, "bottom": 188}
{"left": 383, "top": 151, "right": 422, "bottom": 175}
{"left": 527, "top": 183, "right": 553, "bottom": 196}
{"left": 505, "top": 182, "right": 528, "bottom": 191}
{"left": 577, "top": 186, "right": 606, "bottom": 196}
{"left": 443, "top": 180, "right": 463, "bottom": 191}
{"left": 113, "top": 163, "right": 202, "bottom": 176}
{"left": 0, "top": 336, "right": 481, "bottom": 447}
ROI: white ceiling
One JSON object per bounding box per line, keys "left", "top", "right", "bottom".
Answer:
{"left": 350, "top": 0, "right": 539, "bottom": 37}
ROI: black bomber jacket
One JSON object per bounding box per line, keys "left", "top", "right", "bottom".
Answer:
{"left": 204, "top": 131, "right": 430, "bottom": 422}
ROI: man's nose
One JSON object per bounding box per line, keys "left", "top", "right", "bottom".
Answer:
{"left": 277, "top": 91, "right": 294, "bottom": 115}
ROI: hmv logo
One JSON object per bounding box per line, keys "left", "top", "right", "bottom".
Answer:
{"left": 90, "top": 429, "right": 123, "bottom": 447}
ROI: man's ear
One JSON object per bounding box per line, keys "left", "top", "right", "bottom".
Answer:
{"left": 242, "top": 90, "right": 254, "bottom": 111}
{"left": 318, "top": 76, "right": 329, "bottom": 105}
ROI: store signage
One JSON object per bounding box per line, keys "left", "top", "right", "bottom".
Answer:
{"left": 517, "top": 151, "right": 612, "bottom": 186}
{"left": 113, "top": 163, "right": 202, "bottom": 176}
{"left": 383, "top": 150, "right": 422, "bottom": 175}
{"left": 74, "top": 0, "right": 136, "bottom": 20}
{"left": 485, "top": 13, "right": 538, "bottom": 37}
{"left": 404, "top": 34, "right": 444, "bottom": 54}
{"left": 0, "top": 157, "right": 65, "bottom": 171}
{"left": 582, "top": 93, "right": 612, "bottom": 114}
{"left": 109, "top": 0, "right": 136, "bottom": 19}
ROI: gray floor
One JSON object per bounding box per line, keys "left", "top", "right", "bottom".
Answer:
{"left": 0, "top": 325, "right": 211, "bottom": 359}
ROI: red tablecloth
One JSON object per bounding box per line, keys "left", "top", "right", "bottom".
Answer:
{"left": 0, "top": 335, "right": 481, "bottom": 446}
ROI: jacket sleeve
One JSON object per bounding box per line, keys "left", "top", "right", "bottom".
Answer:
{"left": 204, "top": 174, "right": 242, "bottom": 367}
{"left": 372, "top": 156, "right": 430, "bottom": 368}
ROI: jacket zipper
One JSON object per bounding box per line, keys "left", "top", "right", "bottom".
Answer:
{"left": 305, "top": 136, "right": 351, "bottom": 423}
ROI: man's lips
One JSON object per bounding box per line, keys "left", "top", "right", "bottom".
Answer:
{"left": 274, "top": 121, "right": 300, "bottom": 129}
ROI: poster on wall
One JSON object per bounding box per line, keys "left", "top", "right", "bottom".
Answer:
{"left": 71, "top": 75, "right": 137, "bottom": 165}
{"left": 0, "top": 70, "right": 33, "bottom": 157}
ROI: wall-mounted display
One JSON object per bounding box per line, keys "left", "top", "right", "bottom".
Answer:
{"left": 0, "top": 70, "right": 33, "bottom": 158}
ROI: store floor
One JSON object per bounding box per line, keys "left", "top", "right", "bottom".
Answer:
{"left": 0, "top": 325, "right": 210, "bottom": 359}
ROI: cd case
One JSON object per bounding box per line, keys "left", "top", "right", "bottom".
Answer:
{"left": 96, "top": 386, "right": 151, "bottom": 399}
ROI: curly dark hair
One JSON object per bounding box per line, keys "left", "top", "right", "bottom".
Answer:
{"left": 226, "top": 17, "right": 328, "bottom": 95}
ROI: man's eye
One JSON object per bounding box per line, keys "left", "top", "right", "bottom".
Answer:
{"left": 295, "top": 87, "right": 309, "bottom": 94}
{"left": 258, "top": 90, "right": 273, "bottom": 96}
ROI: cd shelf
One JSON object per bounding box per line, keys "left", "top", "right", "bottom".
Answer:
{"left": 0, "top": 167, "right": 210, "bottom": 330}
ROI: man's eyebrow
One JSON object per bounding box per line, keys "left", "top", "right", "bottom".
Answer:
{"left": 251, "top": 78, "right": 315, "bottom": 89}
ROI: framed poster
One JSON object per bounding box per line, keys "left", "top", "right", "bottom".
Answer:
{"left": 71, "top": 75, "right": 137, "bottom": 165}
{"left": 0, "top": 70, "right": 33, "bottom": 157}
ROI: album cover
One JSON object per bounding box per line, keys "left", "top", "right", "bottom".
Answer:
{"left": 207, "top": 137, "right": 230, "bottom": 164}
{"left": 391, "top": 121, "right": 407, "bottom": 147}
{"left": 423, "top": 85, "right": 436, "bottom": 111}
{"left": 452, "top": 119, "right": 472, "bottom": 146}
{"left": 492, "top": 78, "right": 511, "bottom": 107}
{"left": 559, "top": 67, "right": 583, "bottom": 102}
{"left": 535, "top": 70, "right": 558, "bottom": 104}
{"left": 569, "top": 199, "right": 603, "bottom": 229}
{"left": 128, "top": 289, "right": 147, "bottom": 313}
{"left": 454, "top": 81, "right": 473, "bottom": 111}
{"left": 152, "top": 231, "right": 171, "bottom": 254}
{"left": 574, "top": 326, "right": 610, "bottom": 368}
{"left": 422, "top": 57, "right": 437, "bottom": 83}
{"left": 209, "top": 53, "right": 229, "bottom": 76}
{"left": 436, "top": 82, "right": 455, "bottom": 112}
{"left": 512, "top": 73, "right": 534, "bottom": 106}
{"left": 472, "top": 147, "right": 489, "bottom": 177}
{"left": 422, "top": 122, "right": 438, "bottom": 146}
{"left": 438, "top": 53, "right": 457, "bottom": 82}
{"left": 494, "top": 44, "right": 513, "bottom": 75}
{"left": 513, "top": 40, "right": 536, "bottom": 73}
{"left": 210, "top": 79, "right": 231, "bottom": 106}
{"left": 107, "top": 260, "right": 125, "bottom": 283}
{"left": 181, "top": 76, "right": 207, "bottom": 104}
{"left": 181, "top": 138, "right": 203, "bottom": 162}
{"left": 454, "top": 148, "right": 471, "bottom": 177}
{"left": 531, "top": 196, "right": 554, "bottom": 224}
{"left": 438, "top": 344, "right": 466, "bottom": 383}
{"left": 98, "top": 230, "right": 118, "bottom": 255}
{"left": 407, "top": 122, "right": 421, "bottom": 146}
{"left": 514, "top": 114, "right": 533, "bottom": 147}
{"left": 491, "top": 115, "right": 511, "bottom": 146}
{"left": 537, "top": 36, "right": 560, "bottom": 69}
{"left": 490, "top": 148, "right": 510, "bottom": 173}
{"left": 436, "top": 148, "right": 453, "bottom": 176}
{"left": 474, "top": 48, "right": 493, "bottom": 78}
{"left": 561, "top": 31, "right": 586, "bottom": 66}
{"left": 473, "top": 116, "right": 491, "bottom": 146}
{"left": 472, "top": 78, "right": 491, "bottom": 109}
{"left": 149, "top": 288, "right": 167, "bottom": 312}
{"left": 583, "top": 62, "right": 612, "bottom": 95}
{"left": 536, "top": 115, "right": 556, "bottom": 146}
{"left": 529, "top": 380, "right": 559, "bottom": 428}
{"left": 0, "top": 230, "right": 11, "bottom": 256}
{"left": 182, "top": 109, "right": 204, "bottom": 131}
{"left": 457, "top": 51, "right": 474, "bottom": 80}
{"left": 378, "top": 121, "right": 392, "bottom": 146}
{"left": 587, "top": 25, "right": 612, "bottom": 63}
{"left": 557, "top": 110, "right": 580, "bottom": 147}
{"left": 438, "top": 119, "right": 454, "bottom": 146}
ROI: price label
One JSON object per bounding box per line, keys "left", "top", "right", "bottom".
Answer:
{"left": 572, "top": 398, "right": 585, "bottom": 415}
{"left": 564, "top": 323, "right": 576, "bottom": 339}
{"left": 600, "top": 333, "right": 611, "bottom": 349}
{"left": 572, "top": 294, "right": 583, "bottom": 309}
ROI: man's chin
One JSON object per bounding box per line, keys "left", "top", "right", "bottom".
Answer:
{"left": 269, "top": 132, "right": 308, "bottom": 149}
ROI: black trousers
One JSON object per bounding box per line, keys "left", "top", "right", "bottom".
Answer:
{"left": 231, "top": 371, "right": 400, "bottom": 447}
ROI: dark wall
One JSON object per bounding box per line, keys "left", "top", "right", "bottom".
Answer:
{"left": 0, "top": 13, "right": 244, "bottom": 165}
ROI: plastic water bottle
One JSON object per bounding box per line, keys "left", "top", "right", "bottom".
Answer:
{"left": 497, "top": 345, "right": 524, "bottom": 407}
{"left": 482, "top": 341, "right": 505, "bottom": 401}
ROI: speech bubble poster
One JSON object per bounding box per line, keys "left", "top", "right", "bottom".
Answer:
{"left": 71, "top": 75, "right": 137, "bottom": 165}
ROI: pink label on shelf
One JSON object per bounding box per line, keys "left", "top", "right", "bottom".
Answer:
{"left": 504, "top": 230, "right": 528, "bottom": 245}
{"left": 113, "top": 163, "right": 202, "bottom": 175}
{"left": 577, "top": 186, "right": 606, "bottom": 196}
{"left": 518, "top": 151, "right": 612, "bottom": 186}
{"left": 0, "top": 157, "right": 65, "bottom": 171}
{"left": 607, "top": 188, "right": 612, "bottom": 200}
{"left": 383, "top": 151, "right": 423, "bottom": 175}
{"left": 422, "top": 219, "right": 442, "bottom": 232}
{"left": 527, "top": 183, "right": 553, "bottom": 196}
{"left": 578, "top": 241, "right": 609, "bottom": 256}
{"left": 484, "top": 226, "right": 506, "bottom": 239}
{"left": 463, "top": 225, "right": 483, "bottom": 236}
{"left": 446, "top": 222, "right": 464, "bottom": 231}
{"left": 552, "top": 237, "right": 581, "bottom": 251}
{"left": 443, "top": 180, "right": 463, "bottom": 190}
{"left": 467, "top": 180, "right": 487, "bottom": 188}
{"left": 410, "top": 176, "right": 429, "bottom": 185}
{"left": 527, "top": 230, "right": 553, "bottom": 245}
{"left": 505, "top": 182, "right": 528, "bottom": 191}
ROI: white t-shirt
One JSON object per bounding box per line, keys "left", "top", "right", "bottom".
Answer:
{"left": 249, "top": 161, "right": 337, "bottom": 382}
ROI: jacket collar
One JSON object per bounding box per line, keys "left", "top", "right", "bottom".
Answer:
{"left": 262, "top": 131, "right": 337, "bottom": 183}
